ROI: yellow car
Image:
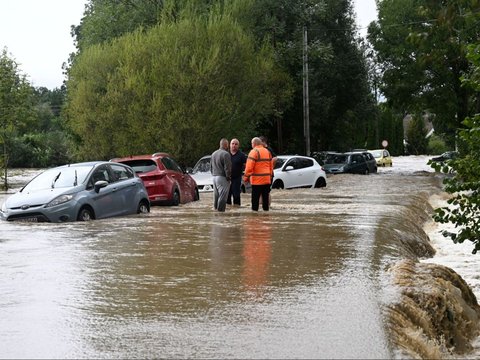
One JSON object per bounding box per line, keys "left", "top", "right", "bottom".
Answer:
{"left": 369, "top": 149, "right": 393, "bottom": 167}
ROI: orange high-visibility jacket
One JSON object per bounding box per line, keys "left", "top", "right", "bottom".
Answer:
{"left": 244, "top": 145, "right": 273, "bottom": 185}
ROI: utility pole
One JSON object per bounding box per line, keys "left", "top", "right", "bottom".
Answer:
{"left": 303, "top": 26, "right": 310, "bottom": 156}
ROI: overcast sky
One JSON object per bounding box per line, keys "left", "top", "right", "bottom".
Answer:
{"left": 0, "top": 0, "right": 377, "bottom": 89}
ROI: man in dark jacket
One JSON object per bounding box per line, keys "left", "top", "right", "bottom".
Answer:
{"left": 227, "top": 138, "right": 247, "bottom": 206}
{"left": 210, "top": 138, "right": 232, "bottom": 212}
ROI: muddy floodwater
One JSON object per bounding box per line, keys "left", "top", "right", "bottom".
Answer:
{"left": 0, "top": 163, "right": 474, "bottom": 358}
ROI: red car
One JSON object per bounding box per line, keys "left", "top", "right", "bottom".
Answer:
{"left": 112, "top": 153, "right": 199, "bottom": 206}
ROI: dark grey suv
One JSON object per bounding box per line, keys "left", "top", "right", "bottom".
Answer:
{"left": 322, "top": 151, "right": 377, "bottom": 174}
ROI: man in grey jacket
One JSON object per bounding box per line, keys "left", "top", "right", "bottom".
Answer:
{"left": 210, "top": 138, "right": 232, "bottom": 212}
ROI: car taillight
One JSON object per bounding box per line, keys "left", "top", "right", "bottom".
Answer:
{"left": 140, "top": 173, "right": 165, "bottom": 181}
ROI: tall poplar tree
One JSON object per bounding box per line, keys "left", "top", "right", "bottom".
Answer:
{"left": 368, "top": 0, "right": 480, "bottom": 147}
{"left": 0, "top": 49, "right": 34, "bottom": 189}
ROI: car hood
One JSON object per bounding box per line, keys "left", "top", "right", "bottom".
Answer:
{"left": 323, "top": 163, "right": 346, "bottom": 170}
{"left": 4, "top": 187, "right": 78, "bottom": 208}
{"left": 190, "top": 172, "right": 213, "bottom": 186}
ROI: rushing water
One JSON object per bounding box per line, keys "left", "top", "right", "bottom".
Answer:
{"left": 0, "top": 162, "right": 478, "bottom": 359}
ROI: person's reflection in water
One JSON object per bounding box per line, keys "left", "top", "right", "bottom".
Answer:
{"left": 242, "top": 216, "right": 272, "bottom": 296}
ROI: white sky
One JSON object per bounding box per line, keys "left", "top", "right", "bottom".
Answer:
{"left": 0, "top": 0, "right": 377, "bottom": 89}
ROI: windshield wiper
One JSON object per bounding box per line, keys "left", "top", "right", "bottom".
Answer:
{"left": 51, "top": 172, "right": 61, "bottom": 188}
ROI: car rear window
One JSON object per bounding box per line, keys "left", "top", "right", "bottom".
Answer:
{"left": 119, "top": 160, "right": 157, "bottom": 174}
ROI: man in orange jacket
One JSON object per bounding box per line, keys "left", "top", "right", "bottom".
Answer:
{"left": 243, "top": 137, "right": 273, "bottom": 211}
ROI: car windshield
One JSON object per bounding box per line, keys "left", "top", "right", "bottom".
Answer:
{"left": 192, "top": 158, "right": 211, "bottom": 173}
{"left": 370, "top": 150, "right": 382, "bottom": 158}
{"left": 329, "top": 155, "right": 348, "bottom": 164}
{"left": 22, "top": 165, "right": 93, "bottom": 192}
{"left": 119, "top": 159, "right": 157, "bottom": 174}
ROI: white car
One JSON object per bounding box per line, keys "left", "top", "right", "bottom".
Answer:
{"left": 189, "top": 155, "right": 250, "bottom": 193}
{"left": 189, "top": 155, "right": 214, "bottom": 192}
{"left": 272, "top": 155, "right": 327, "bottom": 189}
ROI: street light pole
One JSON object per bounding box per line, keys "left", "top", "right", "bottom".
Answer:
{"left": 303, "top": 26, "right": 311, "bottom": 156}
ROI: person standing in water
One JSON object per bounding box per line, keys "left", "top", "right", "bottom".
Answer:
{"left": 227, "top": 138, "right": 247, "bottom": 206}
{"left": 243, "top": 137, "right": 272, "bottom": 211}
{"left": 210, "top": 138, "right": 232, "bottom": 212}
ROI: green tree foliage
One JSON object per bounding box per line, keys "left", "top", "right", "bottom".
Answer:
{"left": 368, "top": 0, "right": 480, "bottom": 147}
{"left": 69, "top": 0, "right": 378, "bottom": 156}
{"left": 0, "top": 49, "right": 35, "bottom": 189}
{"left": 431, "top": 43, "right": 480, "bottom": 254}
{"left": 241, "top": 0, "right": 377, "bottom": 153}
{"left": 65, "top": 7, "right": 291, "bottom": 166}
{"left": 376, "top": 104, "right": 404, "bottom": 155}
{"left": 405, "top": 114, "right": 428, "bottom": 155}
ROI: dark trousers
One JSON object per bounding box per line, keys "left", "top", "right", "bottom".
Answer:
{"left": 227, "top": 177, "right": 242, "bottom": 205}
{"left": 251, "top": 184, "right": 270, "bottom": 211}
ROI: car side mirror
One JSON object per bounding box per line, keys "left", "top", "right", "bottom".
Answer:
{"left": 285, "top": 165, "right": 294, "bottom": 171}
{"left": 186, "top": 167, "right": 193, "bottom": 174}
{"left": 94, "top": 180, "right": 109, "bottom": 193}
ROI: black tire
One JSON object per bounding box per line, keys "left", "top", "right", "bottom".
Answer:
{"left": 171, "top": 190, "right": 180, "bottom": 206}
{"left": 272, "top": 179, "right": 284, "bottom": 189}
{"left": 314, "top": 177, "right": 326, "bottom": 188}
{"left": 77, "top": 207, "right": 94, "bottom": 221}
{"left": 193, "top": 188, "right": 200, "bottom": 201}
{"left": 137, "top": 200, "right": 150, "bottom": 214}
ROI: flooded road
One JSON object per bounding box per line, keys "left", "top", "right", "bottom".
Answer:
{"left": 0, "top": 164, "right": 447, "bottom": 358}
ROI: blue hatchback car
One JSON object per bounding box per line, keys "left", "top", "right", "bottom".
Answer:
{"left": 0, "top": 161, "right": 150, "bottom": 222}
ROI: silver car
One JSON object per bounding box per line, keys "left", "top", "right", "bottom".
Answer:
{"left": 0, "top": 161, "right": 150, "bottom": 222}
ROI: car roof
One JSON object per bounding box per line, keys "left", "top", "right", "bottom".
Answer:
{"left": 277, "top": 155, "right": 312, "bottom": 159}
{"left": 110, "top": 153, "right": 172, "bottom": 162}
{"left": 56, "top": 161, "right": 106, "bottom": 168}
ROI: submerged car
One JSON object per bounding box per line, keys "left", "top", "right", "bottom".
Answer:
{"left": 431, "top": 151, "right": 458, "bottom": 163}
{"left": 188, "top": 155, "right": 214, "bottom": 192}
{"left": 272, "top": 155, "right": 327, "bottom": 189}
{"left": 323, "top": 151, "right": 377, "bottom": 174}
{"left": 112, "top": 153, "right": 199, "bottom": 205}
{"left": 311, "top": 151, "right": 342, "bottom": 166}
{"left": 0, "top": 161, "right": 150, "bottom": 223}
{"left": 369, "top": 149, "right": 393, "bottom": 167}
{"left": 188, "top": 154, "right": 250, "bottom": 193}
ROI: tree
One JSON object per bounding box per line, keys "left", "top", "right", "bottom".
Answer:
{"left": 405, "top": 114, "right": 428, "bottom": 155}
{"left": 368, "top": 0, "right": 480, "bottom": 147}
{"left": 68, "top": 0, "right": 378, "bottom": 155}
{"left": 65, "top": 5, "right": 292, "bottom": 166}
{"left": 0, "top": 49, "right": 35, "bottom": 189}
{"left": 431, "top": 43, "right": 480, "bottom": 254}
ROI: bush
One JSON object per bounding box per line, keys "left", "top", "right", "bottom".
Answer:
{"left": 427, "top": 134, "right": 449, "bottom": 155}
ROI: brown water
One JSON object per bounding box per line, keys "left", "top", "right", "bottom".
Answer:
{"left": 0, "top": 167, "right": 473, "bottom": 358}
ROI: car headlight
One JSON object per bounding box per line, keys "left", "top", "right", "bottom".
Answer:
{"left": 45, "top": 194, "right": 74, "bottom": 208}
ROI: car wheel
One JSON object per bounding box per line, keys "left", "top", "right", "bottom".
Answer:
{"left": 172, "top": 190, "right": 180, "bottom": 206}
{"left": 137, "top": 200, "right": 150, "bottom": 214}
{"left": 77, "top": 207, "right": 94, "bottom": 221}
{"left": 194, "top": 188, "right": 200, "bottom": 201}
{"left": 364, "top": 168, "right": 369, "bottom": 175}
{"left": 314, "top": 177, "right": 326, "bottom": 188}
{"left": 272, "top": 179, "right": 284, "bottom": 189}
